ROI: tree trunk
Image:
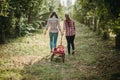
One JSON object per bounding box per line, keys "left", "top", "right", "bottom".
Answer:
{"left": 82, "top": 18, "right": 84, "bottom": 24}
{"left": 97, "top": 18, "right": 102, "bottom": 35}
{"left": 102, "top": 31, "right": 109, "bottom": 40}
{"left": 97, "top": 23, "right": 101, "bottom": 35}
{"left": 0, "top": 25, "right": 5, "bottom": 44}
{"left": 87, "top": 18, "right": 90, "bottom": 27}
{"left": 115, "top": 35, "right": 120, "bottom": 49}
{"left": 85, "top": 18, "right": 88, "bottom": 26}
{"left": 15, "top": 22, "right": 20, "bottom": 37}
{"left": 90, "top": 17, "right": 93, "bottom": 25}
{"left": 93, "top": 17, "right": 97, "bottom": 32}
{"left": 14, "top": 10, "right": 21, "bottom": 37}
{"left": 28, "top": 12, "right": 32, "bottom": 24}
{"left": 28, "top": 7, "right": 32, "bottom": 24}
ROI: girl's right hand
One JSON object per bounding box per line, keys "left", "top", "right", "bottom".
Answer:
{"left": 61, "top": 32, "right": 64, "bottom": 36}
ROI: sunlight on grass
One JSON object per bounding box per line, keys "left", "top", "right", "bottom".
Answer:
{"left": 0, "top": 29, "right": 51, "bottom": 80}
{"left": 0, "top": 33, "right": 49, "bottom": 56}
{"left": 0, "top": 22, "right": 119, "bottom": 80}
{"left": 19, "top": 22, "right": 104, "bottom": 80}
{"left": 0, "top": 22, "right": 67, "bottom": 80}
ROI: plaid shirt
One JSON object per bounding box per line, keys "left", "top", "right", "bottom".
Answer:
{"left": 63, "top": 20, "right": 76, "bottom": 36}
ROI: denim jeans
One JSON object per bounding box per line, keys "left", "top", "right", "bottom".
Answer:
{"left": 49, "top": 32, "right": 58, "bottom": 51}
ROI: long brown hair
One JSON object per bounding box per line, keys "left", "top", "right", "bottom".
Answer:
{"left": 50, "top": 12, "right": 58, "bottom": 18}
{"left": 65, "top": 14, "right": 71, "bottom": 27}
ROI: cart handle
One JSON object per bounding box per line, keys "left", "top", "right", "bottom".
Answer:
{"left": 60, "top": 35, "right": 63, "bottom": 45}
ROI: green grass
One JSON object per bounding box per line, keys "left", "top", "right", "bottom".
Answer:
{"left": 20, "top": 23, "right": 104, "bottom": 80}
{"left": 0, "top": 22, "right": 120, "bottom": 80}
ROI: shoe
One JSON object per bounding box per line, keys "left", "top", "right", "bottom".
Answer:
{"left": 72, "top": 51, "right": 75, "bottom": 55}
{"left": 68, "top": 53, "right": 70, "bottom": 55}
{"left": 68, "top": 51, "right": 70, "bottom": 55}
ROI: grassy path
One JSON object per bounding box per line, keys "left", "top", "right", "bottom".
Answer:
{"left": 0, "top": 22, "right": 120, "bottom": 80}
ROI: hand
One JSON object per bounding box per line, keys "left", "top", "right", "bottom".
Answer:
{"left": 61, "top": 32, "right": 64, "bottom": 36}
{"left": 44, "top": 32, "right": 46, "bottom": 35}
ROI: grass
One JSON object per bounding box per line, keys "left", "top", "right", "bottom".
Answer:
{"left": 0, "top": 22, "right": 120, "bottom": 80}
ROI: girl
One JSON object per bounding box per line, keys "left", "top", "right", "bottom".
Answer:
{"left": 63, "top": 14, "right": 76, "bottom": 55}
{"left": 44, "top": 12, "right": 63, "bottom": 53}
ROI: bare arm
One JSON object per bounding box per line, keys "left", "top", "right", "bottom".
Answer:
{"left": 58, "top": 20, "right": 63, "bottom": 35}
{"left": 63, "top": 21, "right": 66, "bottom": 35}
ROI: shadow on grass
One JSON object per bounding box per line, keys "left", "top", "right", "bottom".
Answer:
{"left": 96, "top": 47, "right": 120, "bottom": 80}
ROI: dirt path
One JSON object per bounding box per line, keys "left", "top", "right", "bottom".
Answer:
{"left": 0, "top": 22, "right": 120, "bottom": 80}
{"left": 20, "top": 23, "right": 120, "bottom": 80}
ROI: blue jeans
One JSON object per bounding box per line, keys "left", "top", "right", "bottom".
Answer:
{"left": 49, "top": 32, "right": 58, "bottom": 51}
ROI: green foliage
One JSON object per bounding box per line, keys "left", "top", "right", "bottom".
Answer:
{"left": 113, "top": 26, "right": 120, "bottom": 36}
{"left": 112, "top": 17, "right": 120, "bottom": 36}
{"left": 73, "top": 0, "right": 120, "bottom": 36}
{"left": 0, "top": 0, "right": 10, "bottom": 17}
{"left": 20, "top": 24, "right": 35, "bottom": 36}
{"left": 0, "top": 0, "right": 64, "bottom": 42}
{"left": 104, "top": 0, "right": 120, "bottom": 18}
{"left": 0, "top": 21, "right": 119, "bottom": 80}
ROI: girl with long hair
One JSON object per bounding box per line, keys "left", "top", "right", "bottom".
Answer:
{"left": 63, "top": 14, "right": 76, "bottom": 55}
{"left": 44, "top": 12, "right": 63, "bottom": 52}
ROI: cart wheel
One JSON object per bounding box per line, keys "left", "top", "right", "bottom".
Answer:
{"left": 62, "top": 54, "right": 65, "bottom": 63}
{"left": 51, "top": 54, "right": 54, "bottom": 61}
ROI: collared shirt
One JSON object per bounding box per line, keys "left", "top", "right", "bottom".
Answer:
{"left": 63, "top": 20, "right": 76, "bottom": 36}
{"left": 46, "top": 17, "right": 61, "bottom": 33}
